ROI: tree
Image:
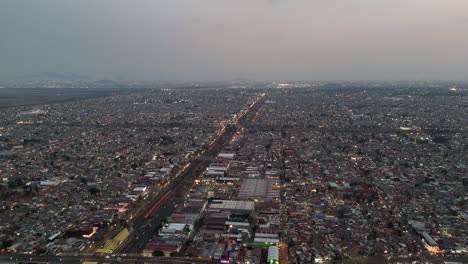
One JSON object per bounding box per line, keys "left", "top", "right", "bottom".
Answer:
{"left": 194, "top": 218, "right": 204, "bottom": 231}
{"left": 155, "top": 223, "right": 163, "bottom": 232}
{"left": 36, "top": 248, "right": 47, "bottom": 255}
{"left": 89, "top": 187, "right": 100, "bottom": 196}
{"left": 386, "top": 222, "right": 394, "bottom": 229}
{"left": 1, "top": 240, "right": 13, "bottom": 249}
{"left": 394, "top": 229, "right": 403, "bottom": 237}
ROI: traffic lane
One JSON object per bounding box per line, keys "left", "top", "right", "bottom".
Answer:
{"left": 144, "top": 190, "right": 173, "bottom": 219}
{"left": 123, "top": 192, "right": 186, "bottom": 253}
{"left": 126, "top": 209, "right": 179, "bottom": 253}
{"left": 123, "top": 124, "right": 239, "bottom": 253}
{"left": 136, "top": 169, "right": 191, "bottom": 223}
{"left": 124, "top": 168, "right": 201, "bottom": 253}
{"left": 0, "top": 255, "right": 81, "bottom": 264}
{"left": 0, "top": 255, "right": 216, "bottom": 264}
{"left": 131, "top": 161, "right": 195, "bottom": 227}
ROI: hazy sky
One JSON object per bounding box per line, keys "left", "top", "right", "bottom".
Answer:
{"left": 1, "top": 0, "right": 468, "bottom": 81}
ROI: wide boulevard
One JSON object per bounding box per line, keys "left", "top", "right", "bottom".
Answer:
{"left": 0, "top": 94, "right": 266, "bottom": 264}
{"left": 115, "top": 94, "right": 267, "bottom": 254}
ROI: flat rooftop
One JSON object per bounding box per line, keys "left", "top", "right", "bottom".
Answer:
{"left": 237, "top": 179, "right": 280, "bottom": 199}
{"left": 209, "top": 200, "right": 255, "bottom": 212}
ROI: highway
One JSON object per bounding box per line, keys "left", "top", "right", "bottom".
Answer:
{"left": 0, "top": 254, "right": 216, "bottom": 264}
{"left": 0, "top": 94, "right": 267, "bottom": 264}
{"left": 114, "top": 94, "right": 267, "bottom": 255}
{"left": 116, "top": 127, "right": 236, "bottom": 254}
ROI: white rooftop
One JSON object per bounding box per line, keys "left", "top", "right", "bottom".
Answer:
{"left": 209, "top": 200, "right": 255, "bottom": 212}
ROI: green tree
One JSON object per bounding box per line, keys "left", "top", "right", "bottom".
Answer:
{"left": 1, "top": 240, "right": 13, "bottom": 249}
{"left": 89, "top": 187, "right": 100, "bottom": 196}
{"left": 35, "top": 248, "right": 47, "bottom": 255}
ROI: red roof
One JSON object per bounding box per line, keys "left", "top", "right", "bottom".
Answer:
{"left": 144, "top": 245, "right": 178, "bottom": 252}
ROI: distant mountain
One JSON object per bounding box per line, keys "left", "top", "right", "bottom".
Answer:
{"left": 19, "top": 72, "right": 89, "bottom": 81}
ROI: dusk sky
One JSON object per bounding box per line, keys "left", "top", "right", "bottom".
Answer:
{"left": 1, "top": 0, "right": 468, "bottom": 81}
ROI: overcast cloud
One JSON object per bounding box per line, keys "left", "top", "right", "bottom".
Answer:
{"left": 1, "top": 0, "right": 468, "bottom": 81}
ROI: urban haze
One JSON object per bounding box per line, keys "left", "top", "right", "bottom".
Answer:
{"left": 0, "top": 1, "right": 467, "bottom": 264}
{"left": 1, "top": 0, "right": 468, "bottom": 81}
